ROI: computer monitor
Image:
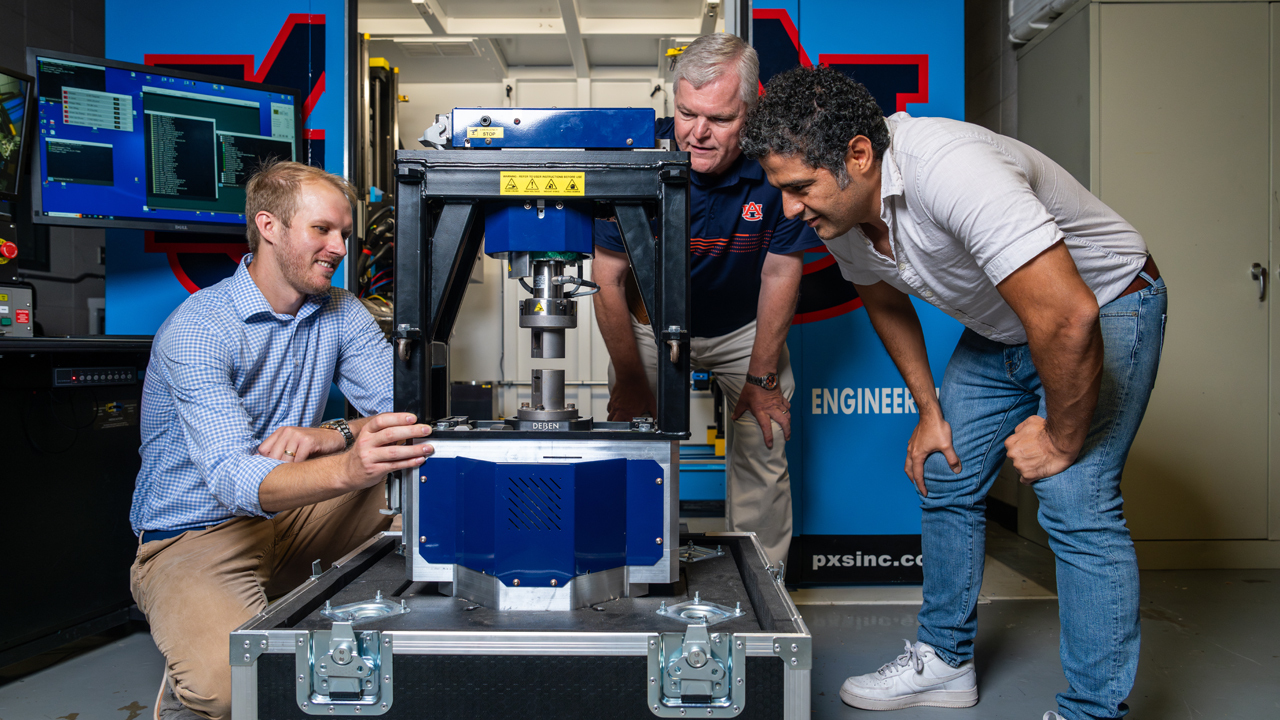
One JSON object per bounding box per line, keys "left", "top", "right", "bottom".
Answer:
{"left": 0, "top": 64, "right": 34, "bottom": 203}
{"left": 27, "top": 49, "right": 304, "bottom": 234}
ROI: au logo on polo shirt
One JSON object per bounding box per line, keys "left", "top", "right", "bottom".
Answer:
{"left": 741, "top": 201, "right": 763, "bottom": 221}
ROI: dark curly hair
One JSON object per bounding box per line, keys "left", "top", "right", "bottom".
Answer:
{"left": 741, "top": 66, "right": 890, "bottom": 187}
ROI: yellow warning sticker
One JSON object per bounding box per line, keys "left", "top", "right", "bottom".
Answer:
{"left": 499, "top": 172, "right": 586, "bottom": 197}
{"left": 467, "top": 126, "right": 504, "bottom": 139}
{"left": 534, "top": 302, "right": 544, "bottom": 312}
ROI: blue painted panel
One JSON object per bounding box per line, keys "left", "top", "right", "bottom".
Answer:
{"left": 625, "top": 459, "right": 664, "bottom": 566}
{"left": 679, "top": 464, "right": 726, "bottom": 502}
{"left": 452, "top": 108, "right": 655, "bottom": 149}
{"left": 419, "top": 457, "right": 459, "bottom": 563}
{"left": 457, "top": 457, "right": 496, "bottom": 571}
{"left": 574, "top": 459, "right": 628, "bottom": 573}
{"left": 752, "top": 2, "right": 966, "bottom": 553}
{"left": 494, "top": 463, "right": 575, "bottom": 585}
{"left": 483, "top": 202, "right": 593, "bottom": 256}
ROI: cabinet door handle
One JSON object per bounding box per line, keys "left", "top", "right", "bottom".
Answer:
{"left": 1251, "top": 263, "right": 1267, "bottom": 301}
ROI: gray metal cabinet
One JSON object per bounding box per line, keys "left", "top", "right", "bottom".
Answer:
{"left": 1018, "top": 0, "right": 1280, "bottom": 564}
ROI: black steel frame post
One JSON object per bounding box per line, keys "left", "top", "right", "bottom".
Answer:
{"left": 393, "top": 166, "right": 427, "bottom": 421}
{"left": 656, "top": 167, "right": 691, "bottom": 435}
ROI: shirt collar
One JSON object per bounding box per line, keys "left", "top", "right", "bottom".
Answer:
{"left": 879, "top": 116, "right": 906, "bottom": 204}
{"left": 690, "top": 151, "right": 759, "bottom": 189}
{"left": 231, "top": 254, "right": 327, "bottom": 324}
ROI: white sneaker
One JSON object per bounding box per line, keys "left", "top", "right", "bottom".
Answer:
{"left": 839, "top": 640, "right": 978, "bottom": 710}
{"left": 1043, "top": 713, "right": 1064, "bottom": 720}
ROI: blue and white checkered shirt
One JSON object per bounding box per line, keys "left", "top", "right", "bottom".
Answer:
{"left": 129, "top": 255, "right": 393, "bottom": 535}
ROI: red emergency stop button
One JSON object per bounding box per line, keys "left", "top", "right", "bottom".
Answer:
{"left": 0, "top": 241, "right": 16, "bottom": 259}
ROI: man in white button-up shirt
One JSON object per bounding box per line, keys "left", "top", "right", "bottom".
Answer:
{"left": 742, "top": 67, "right": 1166, "bottom": 720}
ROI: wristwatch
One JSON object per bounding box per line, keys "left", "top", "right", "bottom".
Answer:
{"left": 320, "top": 418, "right": 355, "bottom": 451}
{"left": 745, "top": 372, "right": 779, "bottom": 392}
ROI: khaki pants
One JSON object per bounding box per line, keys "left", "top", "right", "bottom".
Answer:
{"left": 129, "top": 483, "right": 393, "bottom": 720}
{"left": 609, "top": 319, "right": 794, "bottom": 565}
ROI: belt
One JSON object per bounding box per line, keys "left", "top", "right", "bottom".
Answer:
{"left": 1118, "top": 256, "right": 1160, "bottom": 298}
{"left": 140, "top": 525, "right": 213, "bottom": 543}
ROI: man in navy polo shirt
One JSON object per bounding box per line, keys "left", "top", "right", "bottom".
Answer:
{"left": 592, "top": 33, "right": 822, "bottom": 566}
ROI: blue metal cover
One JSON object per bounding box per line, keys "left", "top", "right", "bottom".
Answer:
{"left": 483, "top": 202, "right": 593, "bottom": 255}
{"left": 418, "top": 457, "right": 664, "bottom": 586}
{"left": 451, "top": 108, "right": 655, "bottom": 149}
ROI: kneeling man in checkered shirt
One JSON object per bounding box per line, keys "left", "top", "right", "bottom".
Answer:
{"left": 127, "top": 160, "right": 434, "bottom": 720}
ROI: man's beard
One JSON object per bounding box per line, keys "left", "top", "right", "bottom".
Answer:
{"left": 278, "top": 228, "right": 335, "bottom": 296}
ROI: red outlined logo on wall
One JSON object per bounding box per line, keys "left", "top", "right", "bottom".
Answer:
{"left": 752, "top": 8, "right": 929, "bottom": 324}
{"left": 138, "top": 14, "right": 327, "bottom": 293}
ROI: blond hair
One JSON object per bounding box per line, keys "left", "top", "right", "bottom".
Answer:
{"left": 673, "top": 33, "right": 760, "bottom": 108}
{"left": 244, "top": 159, "right": 357, "bottom": 252}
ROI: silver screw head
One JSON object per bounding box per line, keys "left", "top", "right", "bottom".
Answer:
{"left": 656, "top": 537, "right": 663, "bottom": 544}
{"left": 513, "top": 578, "right": 521, "bottom": 586}
{"left": 298, "top": 674, "right": 304, "bottom": 681}
{"left": 420, "top": 535, "right": 426, "bottom": 543}
{"left": 733, "top": 705, "right": 740, "bottom": 712}
{"left": 243, "top": 653, "right": 250, "bottom": 661}
{"left": 298, "top": 637, "right": 305, "bottom": 645}
{"left": 524, "top": 201, "right": 532, "bottom": 209}
{"left": 555, "top": 201, "right": 563, "bottom": 209}
{"left": 792, "top": 643, "right": 798, "bottom": 652}
{"left": 260, "top": 640, "right": 267, "bottom": 648}
{"left": 550, "top": 578, "right": 558, "bottom": 586}
{"left": 774, "top": 643, "right": 781, "bottom": 652}
{"left": 627, "top": 138, "right": 634, "bottom": 145}
{"left": 656, "top": 477, "right": 662, "bottom": 484}
{"left": 243, "top": 640, "right": 249, "bottom": 648}
{"left": 791, "top": 657, "right": 798, "bottom": 666}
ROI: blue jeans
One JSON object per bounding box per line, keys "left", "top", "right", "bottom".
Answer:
{"left": 916, "top": 277, "right": 1166, "bottom": 720}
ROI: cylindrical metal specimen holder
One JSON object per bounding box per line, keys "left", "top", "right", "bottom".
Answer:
{"left": 518, "top": 369, "right": 578, "bottom": 421}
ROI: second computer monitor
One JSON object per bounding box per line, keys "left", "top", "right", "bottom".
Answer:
{"left": 28, "top": 48, "right": 304, "bottom": 234}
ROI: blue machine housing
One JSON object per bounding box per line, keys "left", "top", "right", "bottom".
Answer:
{"left": 483, "top": 202, "right": 593, "bottom": 255}
{"left": 452, "top": 107, "right": 655, "bottom": 149}
{"left": 418, "top": 457, "right": 665, "bottom": 587}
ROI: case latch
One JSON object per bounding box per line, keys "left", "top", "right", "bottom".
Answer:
{"left": 647, "top": 623, "right": 745, "bottom": 717}
{"left": 296, "top": 623, "right": 394, "bottom": 715}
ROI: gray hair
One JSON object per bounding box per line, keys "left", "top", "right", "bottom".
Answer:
{"left": 673, "top": 33, "right": 759, "bottom": 108}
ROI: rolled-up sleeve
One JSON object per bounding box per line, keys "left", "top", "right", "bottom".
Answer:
{"left": 157, "top": 322, "right": 282, "bottom": 518}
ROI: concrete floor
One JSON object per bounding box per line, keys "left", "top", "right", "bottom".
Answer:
{"left": 2, "top": 524, "right": 1278, "bottom": 719}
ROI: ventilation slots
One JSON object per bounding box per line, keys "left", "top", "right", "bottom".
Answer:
{"left": 506, "top": 475, "right": 563, "bottom": 531}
